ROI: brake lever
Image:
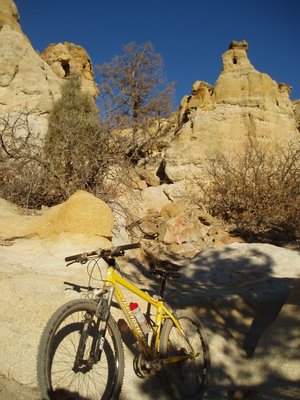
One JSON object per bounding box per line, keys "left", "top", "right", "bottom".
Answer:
{"left": 66, "top": 260, "right": 77, "bottom": 267}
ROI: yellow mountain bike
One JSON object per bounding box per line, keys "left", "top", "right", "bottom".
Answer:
{"left": 37, "top": 243, "right": 210, "bottom": 400}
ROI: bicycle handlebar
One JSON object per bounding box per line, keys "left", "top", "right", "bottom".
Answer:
{"left": 65, "top": 242, "right": 141, "bottom": 264}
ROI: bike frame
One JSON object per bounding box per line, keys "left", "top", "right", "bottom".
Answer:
{"left": 103, "top": 265, "right": 197, "bottom": 364}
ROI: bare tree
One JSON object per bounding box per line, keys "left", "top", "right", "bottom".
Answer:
{"left": 98, "top": 42, "right": 174, "bottom": 125}
{"left": 97, "top": 42, "right": 175, "bottom": 161}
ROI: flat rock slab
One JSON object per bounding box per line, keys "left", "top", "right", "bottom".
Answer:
{"left": 0, "top": 240, "right": 300, "bottom": 399}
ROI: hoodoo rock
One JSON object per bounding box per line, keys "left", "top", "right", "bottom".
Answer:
{"left": 0, "top": 0, "right": 62, "bottom": 135}
{"left": 41, "top": 42, "right": 99, "bottom": 98}
{"left": 165, "top": 40, "right": 299, "bottom": 182}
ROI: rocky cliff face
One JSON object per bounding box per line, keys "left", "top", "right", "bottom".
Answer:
{"left": 0, "top": 0, "right": 61, "bottom": 135}
{"left": 0, "top": 0, "right": 98, "bottom": 136}
{"left": 165, "top": 41, "right": 299, "bottom": 181}
{"left": 1, "top": 2, "right": 299, "bottom": 257}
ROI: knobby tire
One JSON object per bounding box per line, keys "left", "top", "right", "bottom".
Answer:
{"left": 36, "top": 299, "right": 124, "bottom": 400}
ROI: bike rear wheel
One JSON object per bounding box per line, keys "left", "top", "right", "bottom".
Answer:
{"left": 37, "top": 299, "right": 124, "bottom": 400}
{"left": 160, "top": 310, "right": 210, "bottom": 400}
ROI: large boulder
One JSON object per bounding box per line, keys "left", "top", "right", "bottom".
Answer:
{"left": 0, "top": 190, "right": 113, "bottom": 244}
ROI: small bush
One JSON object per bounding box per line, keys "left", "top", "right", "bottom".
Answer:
{"left": 0, "top": 109, "right": 51, "bottom": 208}
{"left": 202, "top": 139, "right": 300, "bottom": 243}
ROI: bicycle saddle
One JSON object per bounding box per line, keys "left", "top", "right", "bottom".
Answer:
{"left": 143, "top": 247, "right": 190, "bottom": 275}
{"left": 151, "top": 268, "right": 181, "bottom": 280}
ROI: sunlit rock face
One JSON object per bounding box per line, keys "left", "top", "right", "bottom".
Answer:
{"left": 0, "top": 0, "right": 61, "bottom": 135}
{"left": 166, "top": 40, "right": 299, "bottom": 182}
{"left": 41, "top": 42, "right": 99, "bottom": 98}
{"left": 0, "top": 0, "right": 21, "bottom": 33}
{"left": 0, "top": 0, "right": 98, "bottom": 137}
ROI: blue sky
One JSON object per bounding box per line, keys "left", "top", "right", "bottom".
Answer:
{"left": 15, "top": 0, "right": 300, "bottom": 108}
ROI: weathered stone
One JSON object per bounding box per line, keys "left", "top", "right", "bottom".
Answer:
{"left": 0, "top": 0, "right": 21, "bottom": 33}
{"left": 160, "top": 201, "right": 187, "bottom": 218}
{"left": 229, "top": 40, "right": 249, "bottom": 51}
{"left": 294, "top": 99, "right": 300, "bottom": 131}
{"left": 41, "top": 42, "right": 99, "bottom": 98}
{"left": 159, "top": 210, "right": 208, "bottom": 245}
{"left": 135, "top": 167, "right": 160, "bottom": 187}
{"left": 139, "top": 220, "right": 159, "bottom": 238}
{"left": 141, "top": 185, "right": 171, "bottom": 213}
{"left": 0, "top": 25, "right": 62, "bottom": 133}
{"left": 218, "top": 45, "right": 294, "bottom": 111}
{"left": 179, "top": 80, "right": 215, "bottom": 121}
{"left": 0, "top": 0, "right": 62, "bottom": 135}
{"left": 36, "top": 190, "right": 113, "bottom": 239}
{"left": 0, "top": 0, "right": 99, "bottom": 138}
{"left": 198, "top": 211, "right": 215, "bottom": 226}
{"left": 165, "top": 41, "right": 299, "bottom": 182}
{"left": 0, "top": 190, "right": 113, "bottom": 240}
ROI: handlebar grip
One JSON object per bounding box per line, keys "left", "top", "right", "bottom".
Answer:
{"left": 117, "top": 243, "right": 141, "bottom": 251}
{"left": 110, "top": 242, "right": 141, "bottom": 257}
{"left": 65, "top": 253, "right": 82, "bottom": 262}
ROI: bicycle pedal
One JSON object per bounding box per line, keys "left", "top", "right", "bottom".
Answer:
{"left": 145, "top": 360, "right": 162, "bottom": 371}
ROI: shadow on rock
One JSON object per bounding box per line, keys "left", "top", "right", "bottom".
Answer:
{"left": 124, "top": 243, "right": 300, "bottom": 399}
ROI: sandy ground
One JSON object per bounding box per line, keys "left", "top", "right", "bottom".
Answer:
{"left": 0, "top": 240, "right": 300, "bottom": 399}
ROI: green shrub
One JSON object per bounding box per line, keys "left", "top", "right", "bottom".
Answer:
{"left": 0, "top": 76, "right": 127, "bottom": 208}
{"left": 44, "top": 75, "right": 110, "bottom": 198}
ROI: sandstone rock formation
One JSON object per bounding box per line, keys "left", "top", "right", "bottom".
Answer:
{"left": 0, "top": 0, "right": 21, "bottom": 33}
{"left": 295, "top": 99, "right": 300, "bottom": 131}
{"left": 165, "top": 40, "right": 299, "bottom": 182}
{"left": 0, "top": 0, "right": 98, "bottom": 137}
{"left": 0, "top": 190, "right": 113, "bottom": 246}
{"left": 0, "top": 23, "right": 62, "bottom": 112}
{"left": 41, "top": 42, "right": 99, "bottom": 98}
{"left": 0, "top": 0, "right": 62, "bottom": 135}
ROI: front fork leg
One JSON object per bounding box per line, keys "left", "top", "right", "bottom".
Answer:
{"left": 74, "top": 312, "right": 94, "bottom": 370}
{"left": 94, "top": 286, "right": 115, "bottom": 361}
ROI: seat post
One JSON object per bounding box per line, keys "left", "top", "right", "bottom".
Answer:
{"left": 159, "top": 276, "right": 167, "bottom": 298}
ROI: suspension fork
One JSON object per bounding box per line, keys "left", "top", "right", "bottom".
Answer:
{"left": 73, "top": 286, "right": 115, "bottom": 370}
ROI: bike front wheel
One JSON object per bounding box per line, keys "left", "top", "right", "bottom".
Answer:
{"left": 160, "top": 309, "right": 210, "bottom": 400}
{"left": 37, "top": 299, "right": 124, "bottom": 400}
